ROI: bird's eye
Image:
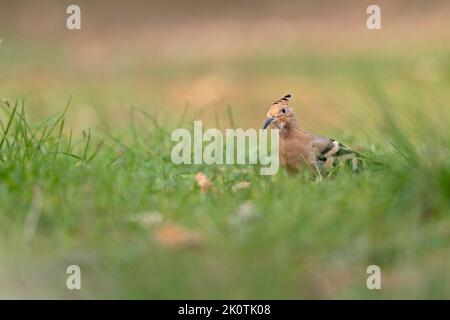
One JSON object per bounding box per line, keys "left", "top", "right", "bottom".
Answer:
{"left": 281, "top": 108, "right": 287, "bottom": 114}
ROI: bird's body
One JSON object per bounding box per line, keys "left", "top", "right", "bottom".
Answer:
{"left": 263, "top": 94, "right": 361, "bottom": 173}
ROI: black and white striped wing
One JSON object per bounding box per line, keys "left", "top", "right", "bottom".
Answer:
{"left": 312, "top": 136, "right": 361, "bottom": 171}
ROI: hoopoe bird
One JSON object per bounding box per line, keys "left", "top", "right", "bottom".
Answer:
{"left": 263, "top": 94, "right": 361, "bottom": 174}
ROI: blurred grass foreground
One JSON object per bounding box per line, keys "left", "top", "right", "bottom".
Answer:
{"left": 0, "top": 0, "right": 449, "bottom": 298}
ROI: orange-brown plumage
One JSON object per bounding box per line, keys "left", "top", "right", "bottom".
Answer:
{"left": 263, "top": 94, "right": 360, "bottom": 173}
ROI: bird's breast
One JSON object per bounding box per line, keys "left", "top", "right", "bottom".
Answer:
{"left": 279, "top": 134, "right": 315, "bottom": 172}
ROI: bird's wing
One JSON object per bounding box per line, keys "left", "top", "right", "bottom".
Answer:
{"left": 311, "top": 135, "right": 361, "bottom": 171}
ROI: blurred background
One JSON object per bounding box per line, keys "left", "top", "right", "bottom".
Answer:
{"left": 1, "top": 0, "right": 449, "bottom": 134}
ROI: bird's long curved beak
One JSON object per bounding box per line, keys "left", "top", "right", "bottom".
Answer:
{"left": 263, "top": 117, "right": 274, "bottom": 129}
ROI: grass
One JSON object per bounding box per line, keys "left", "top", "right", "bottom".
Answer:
{"left": 0, "top": 74, "right": 449, "bottom": 299}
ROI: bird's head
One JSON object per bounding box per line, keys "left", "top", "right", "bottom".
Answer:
{"left": 263, "top": 94, "right": 296, "bottom": 130}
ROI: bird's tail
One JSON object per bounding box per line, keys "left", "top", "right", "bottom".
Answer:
{"left": 331, "top": 142, "right": 363, "bottom": 172}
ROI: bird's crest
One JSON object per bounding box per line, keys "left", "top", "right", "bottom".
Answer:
{"left": 267, "top": 94, "right": 293, "bottom": 118}
{"left": 272, "top": 94, "right": 291, "bottom": 106}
